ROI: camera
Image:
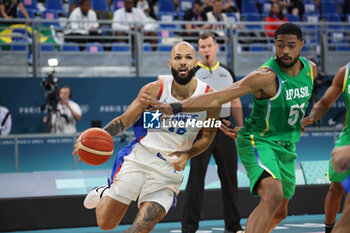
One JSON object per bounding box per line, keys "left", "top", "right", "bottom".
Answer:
{"left": 41, "top": 70, "right": 59, "bottom": 114}
{"left": 41, "top": 58, "right": 59, "bottom": 114}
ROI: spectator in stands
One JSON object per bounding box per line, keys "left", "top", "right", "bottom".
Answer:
{"left": 65, "top": 0, "right": 100, "bottom": 51}
{"left": 204, "top": 0, "right": 238, "bottom": 13}
{"left": 206, "top": 0, "right": 228, "bottom": 41}
{"left": 44, "top": 86, "right": 82, "bottom": 134}
{"left": 112, "top": 0, "right": 158, "bottom": 51}
{"left": 0, "top": 97, "right": 11, "bottom": 136}
{"left": 69, "top": 0, "right": 81, "bottom": 14}
{"left": 0, "top": 0, "right": 30, "bottom": 21}
{"left": 278, "top": 0, "right": 304, "bottom": 20}
{"left": 182, "top": 0, "right": 210, "bottom": 43}
{"left": 136, "top": 0, "right": 157, "bottom": 20}
{"left": 265, "top": 2, "right": 287, "bottom": 38}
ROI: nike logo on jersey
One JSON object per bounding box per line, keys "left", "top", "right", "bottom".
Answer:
{"left": 282, "top": 80, "right": 288, "bottom": 83}
{"left": 286, "top": 86, "right": 310, "bottom": 100}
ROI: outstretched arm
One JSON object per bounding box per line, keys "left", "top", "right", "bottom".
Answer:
{"left": 303, "top": 65, "right": 346, "bottom": 127}
{"left": 141, "top": 68, "right": 276, "bottom": 115}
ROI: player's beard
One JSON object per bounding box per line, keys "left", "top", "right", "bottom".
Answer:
{"left": 275, "top": 54, "right": 300, "bottom": 68}
{"left": 171, "top": 67, "right": 196, "bottom": 85}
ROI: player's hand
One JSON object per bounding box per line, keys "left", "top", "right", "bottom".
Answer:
{"left": 72, "top": 144, "right": 82, "bottom": 162}
{"left": 220, "top": 119, "right": 241, "bottom": 139}
{"left": 169, "top": 151, "right": 189, "bottom": 171}
{"left": 332, "top": 145, "right": 350, "bottom": 173}
{"left": 140, "top": 93, "right": 174, "bottom": 115}
{"left": 302, "top": 116, "right": 315, "bottom": 128}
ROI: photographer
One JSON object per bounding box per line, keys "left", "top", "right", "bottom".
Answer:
{"left": 43, "top": 86, "right": 82, "bottom": 134}
{"left": 0, "top": 97, "right": 11, "bottom": 136}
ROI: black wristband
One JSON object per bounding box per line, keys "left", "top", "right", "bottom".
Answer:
{"left": 170, "top": 102, "right": 183, "bottom": 115}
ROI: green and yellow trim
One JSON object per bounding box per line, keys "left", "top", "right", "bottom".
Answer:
{"left": 198, "top": 61, "right": 220, "bottom": 71}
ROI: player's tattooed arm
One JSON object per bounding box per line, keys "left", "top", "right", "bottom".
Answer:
{"left": 103, "top": 118, "right": 125, "bottom": 137}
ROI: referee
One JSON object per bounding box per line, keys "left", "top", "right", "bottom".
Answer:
{"left": 181, "top": 32, "right": 243, "bottom": 233}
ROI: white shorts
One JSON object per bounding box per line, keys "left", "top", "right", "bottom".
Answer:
{"left": 107, "top": 144, "right": 182, "bottom": 212}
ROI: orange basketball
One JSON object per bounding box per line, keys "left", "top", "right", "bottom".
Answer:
{"left": 76, "top": 128, "right": 114, "bottom": 165}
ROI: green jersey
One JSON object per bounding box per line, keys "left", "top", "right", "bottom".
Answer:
{"left": 335, "top": 62, "right": 350, "bottom": 147}
{"left": 243, "top": 56, "right": 314, "bottom": 143}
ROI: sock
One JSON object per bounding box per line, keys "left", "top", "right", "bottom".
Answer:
{"left": 325, "top": 223, "right": 335, "bottom": 233}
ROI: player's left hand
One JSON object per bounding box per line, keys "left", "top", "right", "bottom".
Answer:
{"left": 220, "top": 119, "right": 241, "bottom": 139}
{"left": 140, "top": 94, "right": 174, "bottom": 115}
{"left": 169, "top": 151, "right": 189, "bottom": 171}
{"left": 72, "top": 144, "right": 82, "bottom": 162}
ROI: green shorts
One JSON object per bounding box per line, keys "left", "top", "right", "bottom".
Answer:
{"left": 328, "top": 127, "right": 350, "bottom": 182}
{"left": 237, "top": 131, "right": 297, "bottom": 199}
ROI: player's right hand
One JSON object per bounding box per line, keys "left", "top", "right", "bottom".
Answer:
{"left": 140, "top": 93, "right": 174, "bottom": 115}
{"left": 168, "top": 151, "right": 189, "bottom": 171}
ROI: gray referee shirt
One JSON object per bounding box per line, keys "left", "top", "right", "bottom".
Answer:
{"left": 195, "top": 61, "right": 236, "bottom": 118}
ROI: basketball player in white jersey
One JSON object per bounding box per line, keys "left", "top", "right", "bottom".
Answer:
{"left": 73, "top": 42, "right": 220, "bottom": 232}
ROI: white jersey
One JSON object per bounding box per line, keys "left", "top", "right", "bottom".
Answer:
{"left": 139, "top": 75, "right": 210, "bottom": 161}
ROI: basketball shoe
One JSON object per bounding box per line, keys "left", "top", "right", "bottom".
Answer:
{"left": 83, "top": 184, "right": 109, "bottom": 209}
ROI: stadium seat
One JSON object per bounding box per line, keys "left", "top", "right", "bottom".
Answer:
{"left": 285, "top": 13, "right": 301, "bottom": 22}
{"left": 112, "top": 42, "right": 130, "bottom": 52}
{"left": 301, "top": 45, "right": 310, "bottom": 52}
{"left": 326, "top": 14, "right": 343, "bottom": 30}
{"left": 11, "top": 43, "right": 27, "bottom": 51}
{"left": 244, "top": 13, "right": 263, "bottom": 30}
{"left": 143, "top": 42, "right": 152, "bottom": 52}
{"left": 40, "top": 44, "right": 55, "bottom": 51}
{"left": 158, "top": 44, "right": 172, "bottom": 52}
{"left": 180, "top": 0, "right": 194, "bottom": 14}
{"left": 242, "top": 1, "right": 259, "bottom": 16}
{"left": 45, "top": 0, "right": 65, "bottom": 14}
{"left": 21, "top": 0, "right": 39, "bottom": 12}
{"left": 330, "top": 31, "right": 345, "bottom": 43}
{"left": 304, "top": 13, "right": 320, "bottom": 31}
{"left": 85, "top": 42, "right": 103, "bottom": 52}
{"left": 158, "top": 0, "right": 175, "bottom": 14}
{"left": 249, "top": 44, "right": 265, "bottom": 52}
{"left": 114, "top": 0, "right": 124, "bottom": 11}
{"left": 41, "top": 10, "right": 60, "bottom": 27}
{"left": 92, "top": 0, "right": 108, "bottom": 11}
{"left": 321, "top": 2, "right": 338, "bottom": 17}
{"left": 62, "top": 43, "right": 79, "bottom": 52}
{"left": 304, "top": 1, "right": 319, "bottom": 15}
{"left": 335, "top": 43, "right": 350, "bottom": 51}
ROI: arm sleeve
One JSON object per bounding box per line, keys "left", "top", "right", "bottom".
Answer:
{"left": 2, "top": 111, "right": 11, "bottom": 135}
{"left": 69, "top": 9, "right": 80, "bottom": 30}
{"left": 89, "top": 10, "right": 99, "bottom": 29}
{"left": 112, "top": 9, "right": 129, "bottom": 31}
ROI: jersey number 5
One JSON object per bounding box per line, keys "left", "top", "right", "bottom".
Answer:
{"left": 288, "top": 103, "right": 306, "bottom": 126}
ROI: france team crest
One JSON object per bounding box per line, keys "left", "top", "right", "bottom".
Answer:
{"left": 143, "top": 110, "right": 162, "bottom": 129}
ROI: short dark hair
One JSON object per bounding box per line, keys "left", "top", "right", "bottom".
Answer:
{"left": 80, "top": 0, "right": 90, "bottom": 5}
{"left": 274, "top": 23, "right": 303, "bottom": 41}
{"left": 198, "top": 32, "right": 217, "bottom": 44}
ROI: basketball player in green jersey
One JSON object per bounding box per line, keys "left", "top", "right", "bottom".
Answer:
{"left": 141, "top": 22, "right": 317, "bottom": 233}
{"left": 303, "top": 63, "right": 350, "bottom": 233}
